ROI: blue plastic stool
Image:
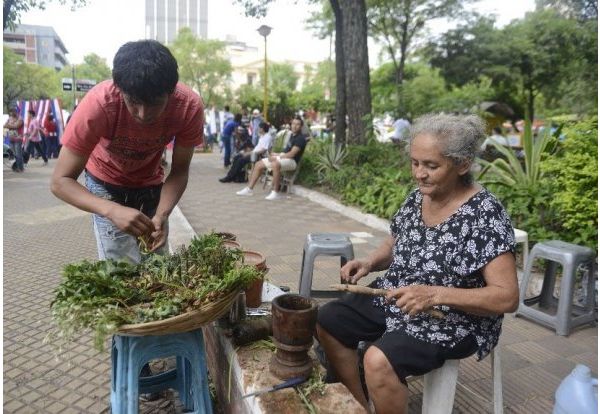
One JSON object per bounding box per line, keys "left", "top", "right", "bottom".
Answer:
{"left": 110, "top": 328, "right": 213, "bottom": 414}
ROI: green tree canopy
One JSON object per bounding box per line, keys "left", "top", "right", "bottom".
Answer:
{"left": 426, "top": 10, "right": 597, "bottom": 120}
{"left": 169, "top": 27, "right": 233, "bottom": 107}
{"left": 3, "top": 47, "right": 61, "bottom": 111}
{"left": 3, "top": 0, "right": 88, "bottom": 30}
{"left": 366, "top": 0, "right": 472, "bottom": 116}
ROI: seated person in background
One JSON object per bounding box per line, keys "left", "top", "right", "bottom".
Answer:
{"left": 219, "top": 122, "right": 273, "bottom": 183}
{"left": 233, "top": 125, "right": 253, "bottom": 157}
{"left": 315, "top": 113, "right": 518, "bottom": 414}
{"left": 236, "top": 116, "right": 307, "bottom": 200}
{"left": 480, "top": 126, "right": 509, "bottom": 151}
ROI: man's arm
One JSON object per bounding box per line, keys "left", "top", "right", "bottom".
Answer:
{"left": 50, "top": 146, "right": 155, "bottom": 236}
{"left": 149, "top": 143, "right": 195, "bottom": 251}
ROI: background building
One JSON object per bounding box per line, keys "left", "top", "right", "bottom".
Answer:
{"left": 3, "top": 24, "right": 68, "bottom": 71}
{"left": 145, "top": 0, "right": 208, "bottom": 44}
{"left": 224, "top": 35, "right": 318, "bottom": 92}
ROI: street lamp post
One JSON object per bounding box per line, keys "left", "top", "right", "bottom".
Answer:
{"left": 257, "top": 25, "right": 272, "bottom": 123}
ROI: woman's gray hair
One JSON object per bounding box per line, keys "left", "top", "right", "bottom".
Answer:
{"left": 407, "top": 113, "right": 486, "bottom": 184}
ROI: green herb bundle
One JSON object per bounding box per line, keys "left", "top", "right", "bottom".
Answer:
{"left": 50, "top": 232, "right": 262, "bottom": 350}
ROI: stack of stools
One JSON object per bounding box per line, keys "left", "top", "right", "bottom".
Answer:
{"left": 111, "top": 328, "right": 213, "bottom": 413}
{"left": 516, "top": 240, "right": 596, "bottom": 336}
{"left": 298, "top": 233, "right": 354, "bottom": 298}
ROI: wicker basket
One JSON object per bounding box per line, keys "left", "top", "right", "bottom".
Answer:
{"left": 116, "top": 288, "right": 240, "bottom": 336}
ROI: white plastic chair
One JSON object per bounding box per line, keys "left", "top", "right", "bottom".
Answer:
{"left": 420, "top": 347, "right": 503, "bottom": 414}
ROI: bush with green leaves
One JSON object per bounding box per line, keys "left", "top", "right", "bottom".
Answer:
{"left": 297, "top": 139, "right": 414, "bottom": 219}
{"left": 539, "top": 117, "right": 598, "bottom": 249}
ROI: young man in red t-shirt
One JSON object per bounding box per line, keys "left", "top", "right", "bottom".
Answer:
{"left": 51, "top": 40, "right": 204, "bottom": 263}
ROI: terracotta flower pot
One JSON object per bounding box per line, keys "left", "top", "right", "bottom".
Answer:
{"left": 223, "top": 240, "right": 242, "bottom": 250}
{"left": 242, "top": 250, "right": 267, "bottom": 307}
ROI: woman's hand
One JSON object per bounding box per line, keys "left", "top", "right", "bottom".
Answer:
{"left": 340, "top": 259, "right": 372, "bottom": 284}
{"left": 385, "top": 285, "right": 439, "bottom": 316}
{"left": 106, "top": 205, "right": 155, "bottom": 237}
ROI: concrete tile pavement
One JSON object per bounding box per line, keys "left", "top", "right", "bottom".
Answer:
{"left": 3, "top": 151, "right": 597, "bottom": 413}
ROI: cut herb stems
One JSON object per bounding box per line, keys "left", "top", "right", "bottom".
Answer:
{"left": 50, "top": 232, "right": 263, "bottom": 350}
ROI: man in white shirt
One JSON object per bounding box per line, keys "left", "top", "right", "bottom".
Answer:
{"left": 219, "top": 122, "right": 273, "bottom": 183}
{"left": 391, "top": 117, "right": 410, "bottom": 143}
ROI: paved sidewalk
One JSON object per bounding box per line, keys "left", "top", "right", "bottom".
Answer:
{"left": 3, "top": 151, "right": 597, "bottom": 413}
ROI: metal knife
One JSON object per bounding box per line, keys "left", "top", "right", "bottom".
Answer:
{"left": 240, "top": 376, "right": 308, "bottom": 399}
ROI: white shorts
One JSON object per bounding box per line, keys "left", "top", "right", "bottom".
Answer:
{"left": 262, "top": 157, "right": 297, "bottom": 172}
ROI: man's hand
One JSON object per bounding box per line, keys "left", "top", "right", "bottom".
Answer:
{"left": 106, "top": 205, "right": 155, "bottom": 237}
{"left": 385, "top": 285, "right": 439, "bottom": 316}
{"left": 149, "top": 214, "right": 168, "bottom": 252}
{"left": 340, "top": 259, "right": 372, "bottom": 284}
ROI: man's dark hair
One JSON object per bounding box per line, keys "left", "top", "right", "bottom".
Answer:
{"left": 112, "top": 40, "right": 178, "bottom": 104}
{"left": 259, "top": 121, "right": 270, "bottom": 133}
{"left": 234, "top": 113, "right": 243, "bottom": 123}
{"left": 224, "top": 105, "right": 230, "bottom": 112}
{"left": 493, "top": 126, "right": 502, "bottom": 134}
{"left": 293, "top": 116, "right": 304, "bottom": 127}
{"left": 28, "top": 110, "right": 36, "bottom": 116}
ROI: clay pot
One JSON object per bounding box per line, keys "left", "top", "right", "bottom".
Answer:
{"left": 270, "top": 294, "right": 319, "bottom": 380}
{"left": 242, "top": 250, "right": 267, "bottom": 307}
{"left": 223, "top": 240, "right": 242, "bottom": 250}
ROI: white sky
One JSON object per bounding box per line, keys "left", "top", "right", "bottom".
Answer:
{"left": 19, "top": 0, "right": 535, "bottom": 67}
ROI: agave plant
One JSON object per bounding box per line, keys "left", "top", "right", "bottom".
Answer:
{"left": 477, "top": 119, "right": 558, "bottom": 189}
{"left": 314, "top": 139, "right": 348, "bottom": 182}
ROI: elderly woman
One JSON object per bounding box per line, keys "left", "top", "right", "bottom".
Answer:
{"left": 316, "top": 113, "right": 519, "bottom": 414}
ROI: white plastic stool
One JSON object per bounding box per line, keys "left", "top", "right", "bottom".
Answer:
{"left": 421, "top": 348, "right": 503, "bottom": 414}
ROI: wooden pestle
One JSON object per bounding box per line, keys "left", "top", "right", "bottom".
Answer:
{"left": 330, "top": 284, "right": 445, "bottom": 319}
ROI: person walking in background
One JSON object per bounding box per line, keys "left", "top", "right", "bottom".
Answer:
{"left": 221, "top": 113, "right": 241, "bottom": 168}
{"left": 4, "top": 108, "right": 25, "bottom": 172}
{"left": 44, "top": 114, "right": 59, "bottom": 159}
{"left": 24, "top": 110, "right": 48, "bottom": 166}
{"left": 250, "top": 108, "right": 263, "bottom": 146}
{"left": 205, "top": 104, "right": 219, "bottom": 150}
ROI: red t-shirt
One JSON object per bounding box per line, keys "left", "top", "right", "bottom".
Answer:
{"left": 62, "top": 80, "right": 204, "bottom": 187}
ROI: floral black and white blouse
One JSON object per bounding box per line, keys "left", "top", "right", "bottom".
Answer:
{"left": 374, "top": 188, "right": 515, "bottom": 360}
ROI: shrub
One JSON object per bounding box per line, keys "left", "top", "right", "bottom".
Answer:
{"left": 539, "top": 117, "right": 598, "bottom": 249}
{"left": 297, "top": 139, "right": 413, "bottom": 219}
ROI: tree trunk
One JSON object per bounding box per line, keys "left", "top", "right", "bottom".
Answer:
{"left": 340, "top": 0, "right": 371, "bottom": 145}
{"left": 330, "top": 0, "right": 347, "bottom": 145}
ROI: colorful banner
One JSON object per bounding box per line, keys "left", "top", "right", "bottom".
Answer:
{"left": 16, "top": 98, "right": 65, "bottom": 144}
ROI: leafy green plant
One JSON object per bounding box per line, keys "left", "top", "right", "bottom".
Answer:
{"left": 477, "top": 118, "right": 558, "bottom": 189}
{"left": 539, "top": 117, "right": 598, "bottom": 249}
{"left": 314, "top": 139, "right": 348, "bottom": 182}
{"left": 49, "top": 232, "right": 263, "bottom": 350}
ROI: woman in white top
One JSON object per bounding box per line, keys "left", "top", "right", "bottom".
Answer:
{"left": 219, "top": 122, "right": 272, "bottom": 183}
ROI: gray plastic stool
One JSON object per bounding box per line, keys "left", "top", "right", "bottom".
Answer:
{"left": 516, "top": 240, "right": 596, "bottom": 336}
{"left": 298, "top": 233, "right": 354, "bottom": 298}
